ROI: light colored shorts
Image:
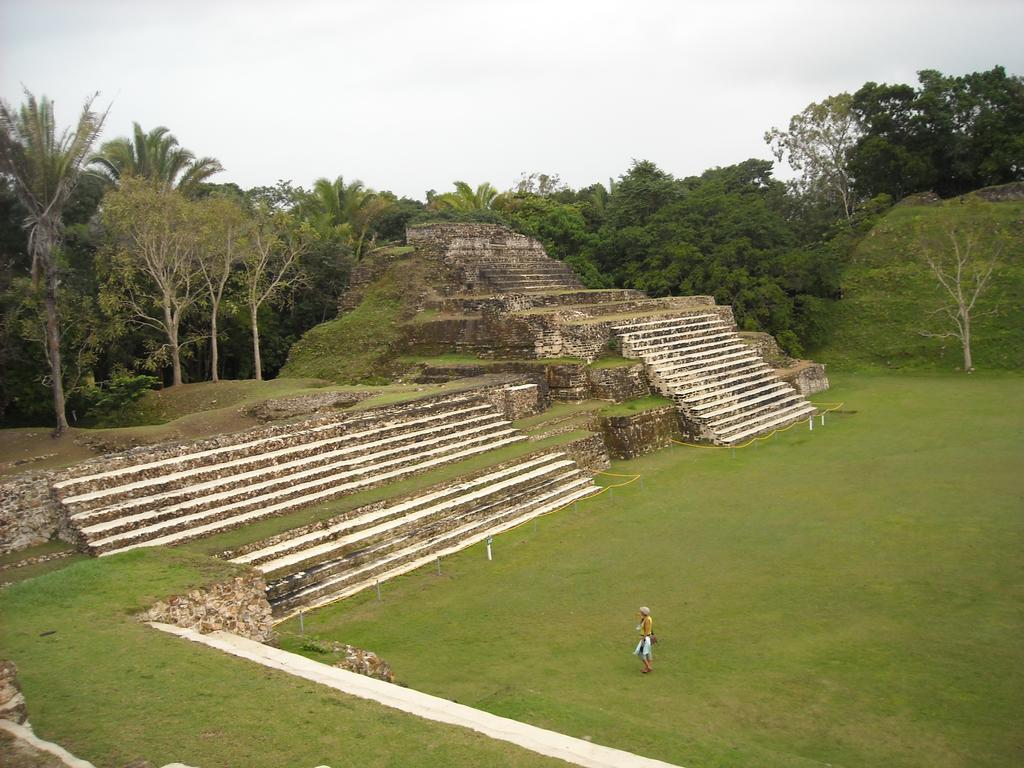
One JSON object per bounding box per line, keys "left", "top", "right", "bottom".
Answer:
{"left": 634, "top": 636, "right": 652, "bottom": 659}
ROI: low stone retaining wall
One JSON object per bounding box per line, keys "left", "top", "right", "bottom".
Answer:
{"left": 138, "top": 572, "right": 274, "bottom": 643}
{"left": 593, "top": 407, "right": 683, "bottom": 460}
{"left": 779, "top": 362, "right": 831, "bottom": 395}
{"left": 560, "top": 432, "right": 611, "bottom": 471}
{"left": 0, "top": 469, "right": 67, "bottom": 555}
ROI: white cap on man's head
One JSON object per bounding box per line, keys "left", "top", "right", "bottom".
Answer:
{"left": 639, "top": 606, "right": 650, "bottom": 615}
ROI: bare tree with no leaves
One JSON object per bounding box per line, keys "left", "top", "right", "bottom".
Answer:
{"left": 917, "top": 204, "right": 1003, "bottom": 372}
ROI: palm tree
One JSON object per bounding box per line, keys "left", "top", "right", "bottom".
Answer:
{"left": 0, "top": 89, "right": 108, "bottom": 434}
{"left": 93, "top": 122, "right": 222, "bottom": 196}
{"left": 306, "top": 176, "right": 390, "bottom": 261}
{"left": 430, "top": 180, "right": 503, "bottom": 211}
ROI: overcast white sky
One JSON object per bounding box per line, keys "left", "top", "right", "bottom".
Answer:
{"left": 2, "top": 0, "right": 1022, "bottom": 200}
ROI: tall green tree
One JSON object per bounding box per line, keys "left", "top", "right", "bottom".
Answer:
{"left": 304, "top": 176, "right": 389, "bottom": 261}
{"left": 765, "top": 93, "right": 860, "bottom": 221}
{"left": 93, "top": 122, "right": 223, "bottom": 196}
{"left": 0, "top": 89, "right": 107, "bottom": 433}
{"left": 241, "top": 207, "right": 314, "bottom": 380}
{"left": 430, "top": 181, "right": 503, "bottom": 212}
{"left": 197, "top": 195, "right": 248, "bottom": 382}
{"left": 100, "top": 178, "right": 205, "bottom": 386}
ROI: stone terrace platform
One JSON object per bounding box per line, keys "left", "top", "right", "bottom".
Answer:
{"left": 402, "top": 223, "right": 827, "bottom": 446}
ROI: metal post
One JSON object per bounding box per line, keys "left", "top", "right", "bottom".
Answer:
{"left": 821, "top": 412, "right": 825, "bottom": 426}
{"left": 486, "top": 536, "right": 493, "bottom": 561}
{"left": 375, "top": 581, "right": 382, "bottom": 601}
{"left": 436, "top": 557, "right": 441, "bottom": 576}
{"left": 299, "top": 611, "right": 305, "bottom": 635}
{"left": 809, "top": 415, "right": 814, "bottom": 431}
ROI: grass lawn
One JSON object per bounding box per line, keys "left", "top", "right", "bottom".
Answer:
{"left": 0, "top": 550, "right": 564, "bottom": 768}
{"left": 278, "top": 371, "right": 1024, "bottom": 768}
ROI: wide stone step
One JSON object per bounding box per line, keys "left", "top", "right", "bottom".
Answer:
{"left": 238, "top": 453, "right": 576, "bottom": 573}
{"left": 263, "top": 464, "right": 585, "bottom": 599}
{"left": 640, "top": 331, "right": 736, "bottom": 361}
{"left": 83, "top": 422, "right": 519, "bottom": 550}
{"left": 54, "top": 393, "right": 481, "bottom": 500}
{"left": 705, "top": 390, "right": 803, "bottom": 429}
{"left": 693, "top": 381, "right": 792, "bottom": 416}
{"left": 270, "top": 479, "right": 600, "bottom": 617}
{"left": 92, "top": 433, "right": 529, "bottom": 556}
{"left": 679, "top": 366, "right": 776, "bottom": 401}
{"left": 64, "top": 406, "right": 500, "bottom": 519}
{"left": 612, "top": 313, "right": 718, "bottom": 334}
{"left": 716, "top": 401, "right": 817, "bottom": 445}
{"left": 648, "top": 341, "right": 749, "bottom": 371}
{"left": 654, "top": 350, "right": 763, "bottom": 383}
{"left": 619, "top": 316, "right": 728, "bottom": 342}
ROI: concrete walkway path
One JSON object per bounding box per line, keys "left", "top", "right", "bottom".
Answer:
{"left": 151, "top": 623, "right": 683, "bottom": 768}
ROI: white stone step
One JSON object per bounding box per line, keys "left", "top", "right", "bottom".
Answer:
{"left": 95, "top": 434, "right": 528, "bottom": 556}
{"left": 648, "top": 342, "right": 749, "bottom": 371}
{"left": 274, "top": 480, "right": 600, "bottom": 616}
{"left": 717, "top": 402, "right": 817, "bottom": 445}
{"left": 68, "top": 409, "right": 501, "bottom": 517}
{"left": 84, "top": 422, "right": 518, "bottom": 542}
{"left": 620, "top": 322, "right": 730, "bottom": 351}
{"left": 693, "top": 381, "right": 792, "bottom": 416}
{"left": 232, "top": 453, "right": 564, "bottom": 567}
{"left": 619, "top": 318, "right": 729, "bottom": 344}
{"left": 252, "top": 458, "right": 577, "bottom": 574}
{"left": 612, "top": 314, "right": 717, "bottom": 334}
{"left": 639, "top": 331, "right": 735, "bottom": 361}
{"left": 55, "top": 393, "right": 480, "bottom": 493}
{"left": 673, "top": 363, "right": 773, "bottom": 399}
{"left": 707, "top": 392, "right": 804, "bottom": 429}
{"left": 654, "top": 350, "right": 762, "bottom": 382}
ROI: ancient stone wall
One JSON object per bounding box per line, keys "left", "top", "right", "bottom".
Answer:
{"left": 779, "top": 362, "right": 831, "bottom": 395}
{"left": 560, "top": 432, "right": 611, "bottom": 471}
{"left": 138, "top": 572, "right": 274, "bottom": 643}
{"left": 586, "top": 365, "right": 650, "bottom": 402}
{"left": 545, "top": 363, "right": 651, "bottom": 403}
{"left": 593, "top": 407, "right": 683, "bottom": 460}
{"left": 482, "top": 383, "right": 543, "bottom": 420}
{"left": 0, "top": 470, "right": 66, "bottom": 555}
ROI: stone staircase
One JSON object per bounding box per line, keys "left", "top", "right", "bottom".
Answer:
{"left": 228, "top": 451, "right": 600, "bottom": 617}
{"left": 614, "top": 314, "right": 816, "bottom": 444}
{"left": 53, "top": 393, "right": 528, "bottom": 556}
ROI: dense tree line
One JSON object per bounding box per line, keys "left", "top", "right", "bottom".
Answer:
{"left": 1, "top": 65, "right": 1019, "bottom": 428}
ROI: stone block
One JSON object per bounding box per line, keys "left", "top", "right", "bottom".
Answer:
{"left": 594, "top": 407, "right": 683, "bottom": 460}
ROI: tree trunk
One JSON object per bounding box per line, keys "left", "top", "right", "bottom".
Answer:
{"left": 43, "top": 263, "right": 69, "bottom": 435}
{"left": 961, "top": 311, "right": 973, "bottom": 372}
{"left": 165, "top": 299, "right": 182, "bottom": 387}
{"left": 210, "top": 300, "right": 220, "bottom": 383}
{"left": 250, "top": 302, "right": 263, "bottom": 381}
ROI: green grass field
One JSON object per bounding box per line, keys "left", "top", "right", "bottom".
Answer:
{"left": 278, "top": 372, "right": 1024, "bottom": 768}
{"left": 2, "top": 372, "right": 1021, "bottom": 767}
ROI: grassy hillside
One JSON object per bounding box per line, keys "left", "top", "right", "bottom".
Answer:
{"left": 281, "top": 251, "right": 429, "bottom": 383}
{"left": 818, "top": 196, "right": 1024, "bottom": 370}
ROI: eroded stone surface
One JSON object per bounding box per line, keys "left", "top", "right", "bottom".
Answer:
{"left": 331, "top": 643, "right": 395, "bottom": 683}
{"left": 138, "top": 573, "right": 274, "bottom": 643}
{"left": 0, "top": 660, "right": 28, "bottom": 724}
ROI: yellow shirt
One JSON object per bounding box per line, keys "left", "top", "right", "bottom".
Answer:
{"left": 640, "top": 615, "right": 653, "bottom": 636}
